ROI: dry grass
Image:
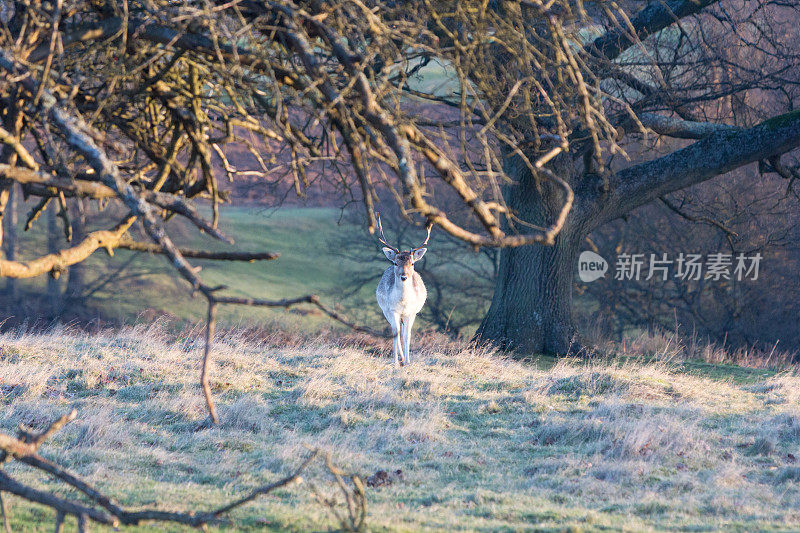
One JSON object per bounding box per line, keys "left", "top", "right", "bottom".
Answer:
{"left": 1, "top": 323, "right": 800, "bottom": 531}
{"left": 600, "top": 328, "right": 798, "bottom": 370}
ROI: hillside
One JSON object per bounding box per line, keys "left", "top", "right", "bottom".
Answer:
{"left": 2, "top": 207, "right": 374, "bottom": 328}
{"left": 1, "top": 325, "right": 799, "bottom": 531}
{"left": 3, "top": 205, "right": 491, "bottom": 337}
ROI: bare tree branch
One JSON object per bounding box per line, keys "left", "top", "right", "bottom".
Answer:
{"left": 637, "top": 113, "right": 741, "bottom": 139}
{"left": 590, "top": 0, "right": 719, "bottom": 61}
{"left": 594, "top": 110, "right": 800, "bottom": 227}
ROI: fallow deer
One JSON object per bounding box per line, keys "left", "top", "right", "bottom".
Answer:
{"left": 375, "top": 215, "right": 430, "bottom": 366}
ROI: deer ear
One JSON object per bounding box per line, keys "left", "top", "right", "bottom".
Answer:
{"left": 382, "top": 248, "right": 397, "bottom": 262}
{"left": 413, "top": 248, "right": 427, "bottom": 261}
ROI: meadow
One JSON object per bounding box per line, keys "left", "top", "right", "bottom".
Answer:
{"left": 3, "top": 205, "right": 800, "bottom": 531}
{"left": 7, "top": 204, "right": 494, "bottom": 337}
{"left": 7, "top": 206, "right": 381, "bottom": 327}
{"left": 1, "top": 323, "right": 799, "bottom": 531}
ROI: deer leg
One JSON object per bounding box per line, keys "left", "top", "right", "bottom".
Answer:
{"left": 389, "top": 313, "right": 402, "bottom": 366}
{"left": 403, "top": 314, "right": 416, "bottom": 365}
{"left": 398, "top": 315, "right": 406, "bottom": 367}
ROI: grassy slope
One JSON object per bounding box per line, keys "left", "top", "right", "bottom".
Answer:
{"left": 10, "top": 206, "right": 375, "bottom": 328}
{"left": 1, "top": 326, "right": 799, "bottom": 532}
{"left": 8, "top": 203, "right": 492, "bottom": 336}
{"left": 109, "top": 207, "right": 371, "bottom": 326}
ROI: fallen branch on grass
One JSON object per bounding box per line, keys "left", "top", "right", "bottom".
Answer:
{"left": 0, "top": 412, "right": 366, "bottom": 531}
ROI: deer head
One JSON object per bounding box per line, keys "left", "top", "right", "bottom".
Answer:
{"left": 377, "top": 214, "right": 430, "bottom": 282}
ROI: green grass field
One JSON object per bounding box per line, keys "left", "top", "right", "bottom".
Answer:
{"left": 9, "top": 206, "right": 383, "bottom": 329}
{"left": 7, "top": 204, "right": 491, "bottom": 337}
{"left": 107, "top": 206, "right": 371, "bottom": 326}
{"left": 1, "top": 325, "right": 799, "bottom": 531}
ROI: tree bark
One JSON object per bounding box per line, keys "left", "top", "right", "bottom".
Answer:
{"left": 65, "top": 199, "right": 86, "bottom": 302}
{"left": 476, "top": 152, "right": 586, "bottom": 355}
{"left": 3, "top": 183, "right": 17, "bottom": 297}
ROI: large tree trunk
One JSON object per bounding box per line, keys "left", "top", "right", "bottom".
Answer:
{"left": 476, "top": 151, "right": 586, "bottom": 355}
{"left": 477, "top": 227, "right": 583, "bottom": 354}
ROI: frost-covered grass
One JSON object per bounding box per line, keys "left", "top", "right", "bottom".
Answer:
{"left": 1, "top": 323, "right": 799, "bottom": 531}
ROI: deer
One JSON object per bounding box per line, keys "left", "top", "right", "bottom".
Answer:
{"left": 375, "top": 215, "right": 430, "bottom": 366}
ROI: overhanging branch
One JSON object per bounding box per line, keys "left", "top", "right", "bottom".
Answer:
{"left": 637, "top": 113, "right": 741, "bottom": 139}
{"left": 116, "top": 238, "right": 280, "bottom": 261}
{"left": 590, "top": 0, "right": 719, "bottom": 61}
{"left": 0, "top": 219, "right": 133, "bottom": 279}
{"left": 592, "top": 110, "right": 800, "bottom": 227}
{"left": 0, "top": 165, "right": 227, "bottom": 240}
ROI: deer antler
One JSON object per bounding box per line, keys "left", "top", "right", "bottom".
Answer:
{"left": 376, "top": 213, "right": 399, "bottom": 252}
{"left": 414, "top": 223, "right": 432, "bottom": 251}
